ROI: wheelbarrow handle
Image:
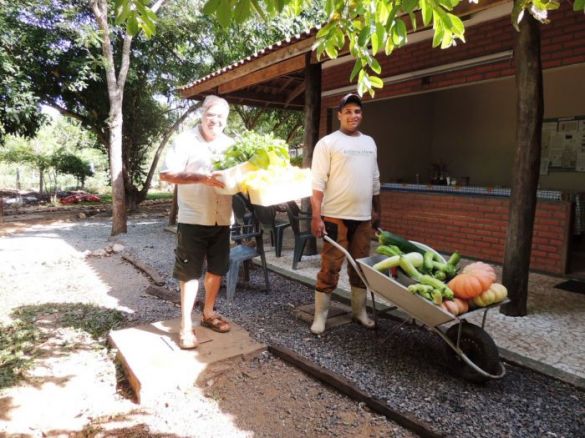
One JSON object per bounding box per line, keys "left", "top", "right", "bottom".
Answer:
{"left": 322, "top": 235, "right": 369, "bottom": 289}
{"left": 322, "top": 234, "right": 379, "bottom": 327}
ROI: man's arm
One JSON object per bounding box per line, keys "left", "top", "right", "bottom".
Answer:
{"left": 159, "top": 171, "right": 225, "bottom": 188}
{"left": 311, "top": 189, "right": 325, "bottom": 238}
{"left": 371, "top": 194, "right": 381, "bottom": 229}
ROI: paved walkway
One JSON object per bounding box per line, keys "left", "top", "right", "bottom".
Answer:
{"left": 259, "top": 234, "right": 585, "bottom": 389}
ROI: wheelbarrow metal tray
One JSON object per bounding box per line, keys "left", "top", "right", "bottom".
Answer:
{"left": 357, "top": 255, "right": 454, "bottom": 328}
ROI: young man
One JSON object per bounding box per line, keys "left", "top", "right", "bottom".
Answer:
{"left": 160, "top": 95, "right": 234, "bottom": 349}
{"left": 310, "top": 93, "right": 381, "bottom": 335}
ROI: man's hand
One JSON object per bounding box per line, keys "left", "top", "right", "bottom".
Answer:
{"left": 201, "top": 172, "right": 225, "bottom": 188}
{"left": 371, "top": 209, "right": 381, "bottom": 230}
{"left": 311, "top": 216, "right": 326, "bottom": 238}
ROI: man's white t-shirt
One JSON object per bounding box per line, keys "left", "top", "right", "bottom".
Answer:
{"left": 161, "top": 126, "right": 235, "bottom": 226}
{"left": 311, "top": 130, "right": 380, "bottom": 220}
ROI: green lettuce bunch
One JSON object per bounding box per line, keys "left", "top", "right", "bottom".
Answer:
{"left": 213, "top": 130, "right": 290, "bottom": 170}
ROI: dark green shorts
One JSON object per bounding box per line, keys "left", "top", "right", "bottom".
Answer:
{"left": 173, "top": 223, "right": 230, "bottom": 281}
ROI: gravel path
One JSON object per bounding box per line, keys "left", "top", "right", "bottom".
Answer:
{"left": 1, "top": 214, "right": 410, "bottom": 437}
{"left": 115, "top": 217, "right": 585, "bottom": 438}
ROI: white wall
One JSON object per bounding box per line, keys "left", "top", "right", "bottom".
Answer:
{"left": 350, "top": 63, "right": 585, "bottom": 191}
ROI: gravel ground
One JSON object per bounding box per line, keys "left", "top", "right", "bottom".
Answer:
{"left": 115, "top": 217, "right": 585, "bottom": 438}
{"left": 1, "top": 214, "right": 411, "bottom": 437}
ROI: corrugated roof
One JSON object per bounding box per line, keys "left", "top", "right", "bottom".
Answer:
{"left": 177, "top": 26, "right": 320, "bottom": 92}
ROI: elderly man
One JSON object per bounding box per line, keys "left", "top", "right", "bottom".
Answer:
{"left": 310, "top": 93, "right": 381, "bottom": 335}
{"left": 160, "top": 95, "right": 234, "bottom": 349}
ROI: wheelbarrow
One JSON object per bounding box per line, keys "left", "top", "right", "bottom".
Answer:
{"left": 323, "top": 235, "right": 506, "bottom": 383}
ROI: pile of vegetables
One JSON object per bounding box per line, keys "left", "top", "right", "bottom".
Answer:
{"left": 213, "top": 131, "right": 290, "bottom": 170}
{"left": 213, "top": 130, "right": 310, "bottom": 194}
{"left": 373, "top": 230, "right": 507, "bottom": 316}
{"left": 240, "top": 166, "right": 311, "bottom": 192}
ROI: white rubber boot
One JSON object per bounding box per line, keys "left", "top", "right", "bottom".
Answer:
{"left": 310, "top": 291, "right": 331, "bottom": 335}
{"left": 351, "top": 287, "right": 375, "bottom": 329}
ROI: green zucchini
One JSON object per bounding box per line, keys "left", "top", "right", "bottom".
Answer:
{"left": 378, "top": 230, "right": 426, "bottom": 255}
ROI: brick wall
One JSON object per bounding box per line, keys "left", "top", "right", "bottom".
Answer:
{"left": 320, "top": 2, "right": 585, "bottom": 122}
{"left": 379, "top": 190, "right": 572, "bottom": 275}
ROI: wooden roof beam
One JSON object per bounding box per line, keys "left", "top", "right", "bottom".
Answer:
{"left": 218, "top": 55, "right": 306, "bottom": 95}
{"left": 284, "top": 81, "right": 305, "bottom": 108}
{"left": 180, "top": 37, "right": 315, "bottom": 98}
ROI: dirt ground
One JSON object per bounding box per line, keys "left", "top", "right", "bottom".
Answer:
{"left": 0, "top": 209, "right": 412, "bottom": 437}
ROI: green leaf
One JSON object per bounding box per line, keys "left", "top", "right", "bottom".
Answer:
{"left": 369, "top": 75, "right": 384, "bottom": 89}
{"left": 384, "top": 37, "right": 395, "bottom": 56}
{"left": 334, "top": 28, "right": 345, "bottom": 48}
{"left": 234, "top": 0, "right": 252, "bottom": 23}
{"left": 141, "top": 18, "right": 156, "bottom": 38}
{"left": 325, "top": 0, "right": 335, "bottom": 16}
{"left": 350, "top": 58, "right": 362, "bottom": 82}
{"left": 370, "top": 57, "right": 382, "bottom": 75}
{"left": 376, "top": 1, "right": 389, "bottom": 24}
{"left": 316, "top": 23, "right": 333, "bottom": 39}
{"left": 371, "top": 31, "right": 380, "bottom": 54}
{"left": 249, "top": 0, "right": 267, "bottom": 20}
{"left": 358, "top": 27, "right": 370, "bottom": 47}
{"left": 432, "top": 23, "right": 444, "bottom": 48}
{"left": 441, "top": 31, "right": 453, "bottom": 49}
{"left": 203, "top": 0, "right": 221, "bottom": 15}
{"left": 127, "top": 16, "right": 140, "bottom": 37}
{"left": 392, "top": 19, "right": 407, "bottom": 46}
{"left": 115, "top": 0, "right": 131, "bottom": 25}
{"left": 447, "top": 13, "right": 465, "bottom": 39}
{"left": 325, "top": 39, "right": 338, "bottom": 59}
{"left": 374, "top": 22, "right": 385, "bottom": 54}
{"left": 409, "top": 11, "right": 418, "bottom": 32}
{"left": 421, "top": 0, "right": 433, "bottom": 26}
{"left": 403, "top": 0, "right": 419, "bottom": 13}
{"left": 216, "top": 0, "right": 232, "bottom": 28}
{"left": 574, "top": 0, "right": 585, "bottom": 12}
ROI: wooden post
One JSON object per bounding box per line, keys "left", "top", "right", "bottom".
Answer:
{"left": 501, "top": 14, "right": 543, "bottom": 317}
{"left": 303, "top": 53, "right": 321, "bottom": 255}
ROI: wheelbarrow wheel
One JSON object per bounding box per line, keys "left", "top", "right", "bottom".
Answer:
{"left": 444, "top": 321, "right": 501, "bottom": 383}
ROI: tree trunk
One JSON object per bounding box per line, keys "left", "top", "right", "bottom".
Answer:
{"left": 303, "top": 53, "right": 321, "bottom": 255}
{"left": 39, "top": 170, "right": 44, "bottom": 194}
{"left": 91, "top": 0, "right": 132, "bottom": 236}
{"left": 16, "top": 168, "right": 20, "bottom": 190}
{"left": 126, "top": 184, "right": 142, "bottom": 213}
{"left": 109, "top": 106, "right": 128, "bottom": 233}
{"left": 500, "top": 14, "right": 543, "bottom": 317}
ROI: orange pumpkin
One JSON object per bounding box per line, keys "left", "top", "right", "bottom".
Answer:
{"left": 463, "top": 262, "right": 497, "bottom": 282}
{"left": 448, "top": 273, "right": 485, "bottom": 299}
{"left": 441, "top": 298, "right": 470, "bottom": 315}
{"left": 453, "top": 297, "right": 469, "bottom": 314}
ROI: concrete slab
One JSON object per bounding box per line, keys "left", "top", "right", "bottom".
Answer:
{"left": 109, "top": 316, "right": 266, "bottom": 403}
{"left": 293, "top": 302, "right": 353, "bottom": 330}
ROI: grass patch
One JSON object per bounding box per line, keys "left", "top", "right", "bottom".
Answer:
{"left": 0, "top": 303, "right": 127, "bottom": 389}
{"left": 0, "top": 320, "right": 42, "bottom": 389}
{"left": 14, "top": 303, "right": 127, "bottom": 340}
{"left": 99, "top": 191, "right": 173, "bottom": 204}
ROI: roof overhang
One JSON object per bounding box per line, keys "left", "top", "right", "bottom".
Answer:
{"left": 178, "top": 0, "right": 511, "bottom": 109}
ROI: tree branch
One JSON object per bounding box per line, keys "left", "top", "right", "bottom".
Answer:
{"left": 90, "top": 0, "right": 119, "bottom": 96}
{"left": 44, "top": 101, "right": 109, "bottom": 147}
{"left": 117, "top": 34, "right": 133, "bottom": 90}
{"left": 139, "top": 102, "right": 201, "bottom": 197}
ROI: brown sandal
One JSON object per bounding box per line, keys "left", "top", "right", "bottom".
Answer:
{"left": 201, "top": 314, "right": 231, "bottom": 333}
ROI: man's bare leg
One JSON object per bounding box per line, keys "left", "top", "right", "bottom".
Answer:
{"left": 179, "top": 279, "right": 199, "bottom": 348}
{"left": 202, "top": 272, "right": 230, "bottom": 332}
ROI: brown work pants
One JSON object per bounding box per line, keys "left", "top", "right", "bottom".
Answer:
{"left": 316, "top": 217, "right": 371, "bottom": 294}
